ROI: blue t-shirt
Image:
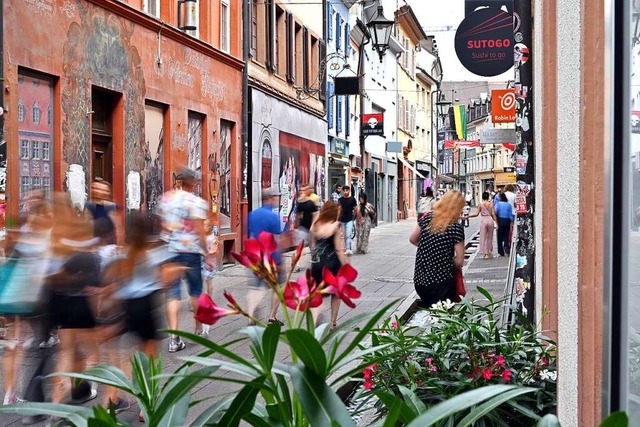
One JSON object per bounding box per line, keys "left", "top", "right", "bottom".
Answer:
{"left": 248, "top": 205, "right": 282, "bottom": 264}
{"left": 114, "top": 246, "right": 174, "bottom": 299}
{"left": 495, "top": 201, "right": 514, "bottom": 220}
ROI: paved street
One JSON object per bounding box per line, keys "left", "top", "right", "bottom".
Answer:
{"left": 0, "top": 215, "right": 510, "bottom": 426}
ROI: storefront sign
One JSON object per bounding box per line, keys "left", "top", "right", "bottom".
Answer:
{"left": 334, "top": 138, "right": 346, "bottom": 155}
{"left": 503, "top": 167, "right": 515, "bottom": 173}
{"left": 362, "top": 113, "right": 384, "bottom": 136}
{"left": 386, "top": 141, "right": 402, "bottom": 153}
{"left": 492, "top": 89, "right": 516, "bottom": 123}
{"left": 454, "top": 8, "right": 514, "bottom": 77}
{"left": 481, "top": 128, "right": 517, "bottom": 145}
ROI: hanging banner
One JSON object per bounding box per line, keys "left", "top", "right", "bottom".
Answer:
{"left": 362, "top": 113, "right": 384, "bottom": 136}
{"left": 453, "top": 105, "right": 467, "bottom": 140}
{"left": 492, "top": 89, "right": 517, "bottom": 123}
{"left": 455, "top": 8, "right": 514, "bottom": 77}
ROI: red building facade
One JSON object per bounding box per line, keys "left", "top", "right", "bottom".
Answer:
{"left": 2, "top": 0, "right": 244, "bottom": 257}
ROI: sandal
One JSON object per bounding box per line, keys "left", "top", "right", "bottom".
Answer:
{"left": 330, "top": 322, "right": 338, "bottom": 331}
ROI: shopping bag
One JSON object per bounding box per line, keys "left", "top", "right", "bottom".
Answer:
{"left": 0, "top": 257, "right": 49, "bottom": 315}
{"left": 453, "top": 268, "right": 466, "bottom": 303}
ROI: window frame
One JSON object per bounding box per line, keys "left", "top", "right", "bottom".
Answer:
{"left": 143, "top": 0, "right": 160, "bottom": 18}
{"left": 220, "top": 0, "right": 230, "bottom": 53}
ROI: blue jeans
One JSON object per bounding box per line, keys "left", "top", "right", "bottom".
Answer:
{"left": 341, "top": 220, "right": 354, "bottom": 252}
{"left": 166, "top": 253, "right": 203, "bottom": 300}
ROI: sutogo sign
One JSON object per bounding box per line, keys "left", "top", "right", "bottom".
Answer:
{"left": 455, "top": 8, "right": 514, "bottom": 77}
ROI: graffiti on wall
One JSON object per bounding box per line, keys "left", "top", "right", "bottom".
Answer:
{"left": 61, "top": 2, "right": 146, "bottom": 204}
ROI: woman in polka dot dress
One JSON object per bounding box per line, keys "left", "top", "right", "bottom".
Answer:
{"left": 409, "top": 191, "right": 466, "bottom": 308}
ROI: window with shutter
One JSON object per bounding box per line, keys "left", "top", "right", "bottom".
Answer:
{"left": 251, "top": 0, "right": 257, "bottom": 58}
{"left": 328, "top": 82, "right": 334, "bottom": 129}
{"left": 265, "top": 0, "right": 272, "bottom": 69}
{"left": 319, "top": 39, "right": 327, "bottom": 101}
{"left": 336, "top": 14, "right": 342, "bottom": 50}
{"left": 405, "top": 100, "right": 410, "bottom": 132}
{"left": 345, "top": 24, "right": 350, "bottom": 56}
{"left": 286, "top": 12, "right": 292, "bottom": 81}
{"left": 337, "top": 96, "right": 343, "bottom": 133}
{"left": 345, "top": 96, "right": 350, "bottom": 137}
{"left": 327, "top": 5, "right": 333, "bottom": 40}
{"left": 400, "top": 97, "right": 405, "bottom": 129}
{"left": 303, "top": 27, "right": 309, "bottom": 90}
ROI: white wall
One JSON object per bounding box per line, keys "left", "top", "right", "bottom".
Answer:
{"left": 555, "top": 0, "right": 581, "bottom": 424}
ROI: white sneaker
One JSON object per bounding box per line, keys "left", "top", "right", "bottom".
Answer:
{"left": 39, "top": 335, "right": 60, "bottom": 349}
{"left": 169, "top": 338, "right": 186, "bottom": 353}
{"left": 346, "top": 250, "right": 353, "bottom": 256}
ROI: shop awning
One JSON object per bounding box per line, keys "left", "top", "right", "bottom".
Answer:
{"left": 437, "top": 174, "right": 457, "bottom": 184}
{"left": 398, "top": 157, "right": 426, "bottom": 179}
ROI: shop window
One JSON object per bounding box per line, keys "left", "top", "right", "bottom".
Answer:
{"left": 217, "top": 121, "right": 234, "bottom": 232}
{"left": 261, "top": 140, "right": 273, "bottom": 189}
{"left": 18, "top": 72, "right": 54, "bottom": 212}
{"left": 188, "top": 112, "right": 204, "bottom": 195}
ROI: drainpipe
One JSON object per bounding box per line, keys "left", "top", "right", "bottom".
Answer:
{"left": 242, "top": 0, "right": 250, "bottom": 232}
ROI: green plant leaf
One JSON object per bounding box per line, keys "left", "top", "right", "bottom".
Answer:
{"left": 405, "top": 385, "right": 518, "bottom": 427}
{"left": 329, "top": 300, "right": 398, "bottom": 370}
{"left": 600, "top": 412, "right": 629, "bottom": 427}
{"left": 381, "top": 398, "right": 405, "bottom": 427}
{"left": 190, "top": 395, "right": 234, "bottom": 427}
{"left": 457, "top": 387, "right": 538, "bottom": 426}
{"left": 476, "top": 287, "right": 494, "bottom": 304}
{"left": 537, "top": 413, "right": 562, "bottom": 427}
{"left": 217, "top": 377, "right": 265, "bottom": 427}
{"left": 262, "top": 322, "right": 281, "bottom": 371}
{"left": 180, "top": 356, "right": 260, "bottom": 379}
{"left": 289, "top": 365, "right": 356, "bottom": 427}
{"left": 375, "top": 391, "right": 418, "bottom": 424}
{"left": 0, "top": 402, "right": 93, "bottom": 427}
{"left": 168, "top": 329, "right": 256, "bottom": 369}
{"left": 151, "top": 366, "right": 218, "bottom": 427}
{"left": 244, "top": 412, "right": 276, "bottom": 427}
{"left": 48, "top": 366, "right": 136, "bottom": 396}
{"left": 286, "top": 329, "right": 328, "bottom": 378}
{"left": 398, "top": 385, "right": 428, "bottom": 415}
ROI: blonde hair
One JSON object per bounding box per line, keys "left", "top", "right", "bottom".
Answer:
{"left": 429, "top": 190, "right": 465, "bottom": 233}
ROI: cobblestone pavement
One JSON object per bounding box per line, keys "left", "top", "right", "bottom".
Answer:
{"left": 0, "top": 216, "right": 511, "bottom": 426}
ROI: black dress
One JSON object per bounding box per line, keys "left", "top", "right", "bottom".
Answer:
{"left": 311, "top": 234, "right": 342, "bottom": 287}
{"left": 413, "top": 212, "right": 465, "bottom": 308}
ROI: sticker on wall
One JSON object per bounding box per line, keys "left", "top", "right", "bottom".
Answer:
{"left": 515, "top": 153, "right": 529, "bottom": 175}
{"left": 516, "top": 254, "right": 528, "bottom": 269}
{"left": 127, "top": 171, "right": 141, "bottom": 210}
{"left": 514, "top": 43, "right": 530, "bottom": 67}
{"left": 515, "top": 192, "right": 528, "bottom": 215}
{"left": 66, "top": 164, "right": 87, "bottom": 210}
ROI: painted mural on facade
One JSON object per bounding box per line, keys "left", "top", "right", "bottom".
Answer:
{"left": 61, "top": 1, "right": 146, "bottom": 206}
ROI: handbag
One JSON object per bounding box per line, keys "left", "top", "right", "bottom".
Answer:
{"left": 453, "top": 268, "right": 466, "bottom": 302}
{"left": 0, "top": 257, "right": 49, "bottom": 315}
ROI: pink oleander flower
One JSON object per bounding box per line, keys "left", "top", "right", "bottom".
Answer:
{"left": 496, "top": 355, "right": 506, "bottom": 366}
{"left": 291, "top": 241, "right": 304, "bottom": 269}
{"left": 322, "top": 264, "right": 361, "bottom": 308}
{"left": 283, "top": 271, "right": 323, "bottom": 311}
{"left": 502, "top": 369, "right": 512, "bottom": 383}
{"left": 195, "top": 293, "right": 238, "bottom": 326}
{"left": 416, "top": 378, "right": 423, "bottom": 387}
{"left": 425, "top": 358, "right": 437, "bottom": 372}
{"left": 391, "top": 321, "right": 398, "bottom": 329}
{"left": 223, "top": 290, "right": 242, "bottom": 311}
{"left": 482, "top": 368, "right": 493, "bottom": 380}
{"left": 232, "top": 232, "right": 280, "bottom": 285}
{"left": 364, "top": 378, "right": 373, "bottom": 390}
{"left": 362, "top": 363, "right": 378, "bottom": 389}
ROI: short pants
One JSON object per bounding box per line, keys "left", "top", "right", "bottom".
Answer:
{"left": 125, "top": 291, "right": 162, "bottom": 341}
{"left": 166, "top": 253, "right": 203, "bottom": 300}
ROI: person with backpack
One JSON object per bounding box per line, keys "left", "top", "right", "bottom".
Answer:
{"left": 417, "top": 187, "right": 436, "bottom": 220}
{"left": 355, "top": 193, "right": 376, "bottom": 254}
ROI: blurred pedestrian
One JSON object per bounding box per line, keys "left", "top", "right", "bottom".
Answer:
{"left": 338, "top": 186, "right": 357, "bottom": 256}
{"left": 494, "top": 193, "right": 515, "bottom": 257}
{"left": 417, "top": 187, "right": 436, "bottom": 219}
{"left": 157, "top": 167, "right": 209, "bottom": 352}
{"left": 296, "top": 185, "right": 318, "bottom": 247}
{"left": 410, "top": 191, "right": 465, "bottom": 308}
{"left": 85, "top": 179, "right": 122, "bottom": 245}
{"left": 246, "top": 189, "right": 284, "bottom": 325}
{"left": 466, "top": 191, "right": 497, "bottom": 259}
{"left": 310, "top": 202, "right": 348, "bottom": 328}
{"left": 330, "top": 184, "right": 342, "bottom": 204}
{"left": 201, "top": 220, "right": 219, "bottom": 335}
{"left": 355, "top": 193, "right": 375, "bottom": 255}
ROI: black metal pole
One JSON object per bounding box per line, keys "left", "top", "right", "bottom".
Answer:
{"left": 513, "top": 0, "right": 535, "bottom": 321}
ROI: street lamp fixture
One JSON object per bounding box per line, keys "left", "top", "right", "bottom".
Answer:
{"left": 436, "top": 100, "right": 452, "bottom": 118}
{"left": 367, "top": 5, "right": 394, "bottom": 63}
